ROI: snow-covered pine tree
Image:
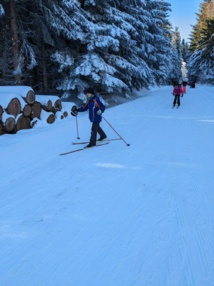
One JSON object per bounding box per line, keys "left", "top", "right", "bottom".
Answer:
{"left": 53, "top": 0, "right": 173, "bottom": 98}
{"left": 54, "top": 0, "right": 154, "bottom": 97}
{"left": 145, "top": 0, "right": 172, "bottom": 85}
{"left": 0, "top": 0, "right": 182, "bottom": 97}
{"left": 188, "top": 0, "right": 214, "bottom": 83}
{"left": 168, "top": 27, "right": 183, "bottom": 84}
{"left": 97, "top": 0, "right": 154, "bottom": 92}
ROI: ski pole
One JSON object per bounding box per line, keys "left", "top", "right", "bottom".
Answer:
{"left": 76, "top": 115, "right": 80, "bottom": 139}
{"left": 102, "top": 116, "right": 130, "bottom": 146}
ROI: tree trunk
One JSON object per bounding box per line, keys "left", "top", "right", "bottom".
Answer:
{"left": 81, "top": 0, "right": 85, "bottom": 8}
{"left": 42, "top": 43, "right": 48, "bottom": 93}
{"left": 9, "top": 0, "right": 22, "bottom": 84}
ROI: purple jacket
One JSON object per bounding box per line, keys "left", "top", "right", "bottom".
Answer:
{"left": 173, "top": 86, "right": 183, "bottom": 96}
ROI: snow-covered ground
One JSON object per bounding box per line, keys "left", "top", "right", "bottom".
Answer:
{"left": 1, "top": 84, "right": 214, "bottom": 286}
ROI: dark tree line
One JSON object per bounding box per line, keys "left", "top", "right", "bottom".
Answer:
{"left": 187, "top": 0, "right": 214, "bottom": 84}
{"left": 0, "top": 0, "right": 175, "bottom": 98}
{"left": 2, "top": 0, "right": 208, "bottom": 100}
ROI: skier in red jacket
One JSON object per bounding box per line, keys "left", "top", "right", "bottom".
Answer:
{"left": 172, "top": 84, "right": 183, "bottom": 108}
{"left": 182, "top": 81, "right": 187, "bottom": 93}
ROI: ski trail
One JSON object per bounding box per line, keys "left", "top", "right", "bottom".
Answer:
{"left": 1, "top": 85, "right": 214, "bottom": 286}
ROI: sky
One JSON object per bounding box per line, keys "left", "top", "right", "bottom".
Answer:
{"left": 1, "top": 84, "right": 214, "bottom": 285}
{"left": 167, "top": 0, "right": 202, "bottom": 41}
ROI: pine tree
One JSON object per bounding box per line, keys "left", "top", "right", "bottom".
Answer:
{"left": 0, "top": 1, "right": 22, "bottom": 85}
{"left": 145, "top": 0, "right": 172, "bottom": 85}
{"left": 0, "top": 0, "right": 178, "bottom": 97}
{"left": 168, "top": 27, "right": 183, "bottom": 84}
{"left": 53, "top": 0, "right": 153, "bottom": 96}
{"left": 181, "top": 39, "right": 190, "bottom": 63}
{"left": 188, "top": 0, "right": 214, "bottom": 83}
{"left": 53, "top": 0, "right": 172, "bottom": 97}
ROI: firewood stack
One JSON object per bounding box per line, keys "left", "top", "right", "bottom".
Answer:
{"left": 0, "top": 86, "right": 68, "bottom": 135}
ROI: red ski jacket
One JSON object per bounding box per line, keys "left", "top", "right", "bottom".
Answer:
{"left": 173, "top": 86, "right": 183, "bottom": 96}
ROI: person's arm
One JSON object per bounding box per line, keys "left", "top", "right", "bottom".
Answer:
{"left": 96, "top": 98, "right": 105, "bottom": 113}
{"left": 77, "top": 102, "right": 89, "bottom": 112}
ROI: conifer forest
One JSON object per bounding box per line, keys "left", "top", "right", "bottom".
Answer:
{"left": 0, "top": 0, "right": 213, "bottom": 99}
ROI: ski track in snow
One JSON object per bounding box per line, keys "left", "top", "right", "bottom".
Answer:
{"left": 0, "top": 85, "right": 214, "bottom": 286}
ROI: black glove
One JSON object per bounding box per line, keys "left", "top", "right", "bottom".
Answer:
{"left": 71, "top": 105, "right": 78, "bottom": 116}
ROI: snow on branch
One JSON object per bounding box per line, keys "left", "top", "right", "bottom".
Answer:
{"left": 0, "top": 4, "right": 5, "bottom": 17}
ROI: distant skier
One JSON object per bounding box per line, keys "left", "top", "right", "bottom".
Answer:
{"left": 71, "top": 87, "right": 107, "bottom": 148}
{"left": 172, "top": 84, "right": 183, "bottom": 108}
{"left": 182, "top": 81, "right": 187, "bottom": 93}
{"left": 189, "top": 81, "right": 196, "bottom": 88}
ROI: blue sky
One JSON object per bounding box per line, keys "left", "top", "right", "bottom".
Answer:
{"left": 167, "top": 0, "right": 202, "bottom": 41}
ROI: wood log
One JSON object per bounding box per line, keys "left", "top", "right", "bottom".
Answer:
{"left": 22, "top": 90, "right": 35, "bottom": 105}
{"left": 4, "top": 116, "right": 16, "bottom": 132}
{"left": 36, "top": 95, "right": 62, "bottom": 113}
{"left": 31, "top": 101, "right": 42, "bottom": 119}
{"left": 6, "top": 97, "right": 21, "bottom": 117}
{"left": 36, "top": 95, "right": 53, "bottom": 112}
{"left": 0, "top": 105, "right": 3, "bottom": 121}
{"left": 16, "top": 114, "right": 31, "bottom": 131}
{"left": 31, "top": 119, "right": 38, "bottom": 128}
{"left": 47, "top": 114, "right": 55, "bottom": 124}
{"left": 55, "top": 110, "right": 68, "bottom": 120}
{"left": 0, "top": 86, "right": 35, "bottom": 105}
{"left": 63, "top": 111, "right": 68, "bottom": 118}
{"left": 23, "top": 104, "right": 32, "bottom": 117}
{"left": 40, "top": 109, "right": 55, "bottom": 124}
{"left": 55, "top": 111, "right": 64, "bottom": 120}
{"left": 0, "top": 123, "right": 5, "bottom": 135}
{"left": 54, "top": 99, "right": 62, "bottom": 111}
{"left": 50, "top": 106, "right": 57, "bottom": 114}
{"left": 41, "top": 99, "right": 52, "bottom": 112}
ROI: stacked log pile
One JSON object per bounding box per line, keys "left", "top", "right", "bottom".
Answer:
{"left": 0, "top": 86, "right": 69, "bottom": 136}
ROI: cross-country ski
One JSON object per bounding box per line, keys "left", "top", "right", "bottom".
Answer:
{"left": 72, "top": 138, "right": 121, "bottom": 145}
{"left": 60, "top": 142, "right": 109, "bottom": 155}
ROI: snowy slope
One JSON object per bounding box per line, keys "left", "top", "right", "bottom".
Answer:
{"left": 1, "top": 85, "right": 214, "bottom": 286}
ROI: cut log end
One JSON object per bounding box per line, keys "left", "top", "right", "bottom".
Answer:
{"left": 16, "top": 115, "right": 31, "bottom": 131}
{"left": 26, "top": 90, "right": 36, "bottom": 104}
{"left": 6, "top": 98, "right": 21, "bottom": 117}
{"left": 4, "top": 117, "right": 16, "bottom": 132}
{"left": 47, "top": 114, "right": 55, "bottom": 124}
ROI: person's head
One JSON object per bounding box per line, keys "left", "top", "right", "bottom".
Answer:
{"left": 84, "top": 87, "right": 94, "bottom": 97}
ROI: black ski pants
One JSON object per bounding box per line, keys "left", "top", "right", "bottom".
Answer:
{"left": 90, "top": 122, "right": 106, "bottom": 145}
{"left": 173, "top": 95, "right": 180, "bottom": 107}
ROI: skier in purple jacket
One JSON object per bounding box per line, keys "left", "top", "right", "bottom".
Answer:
{"left": 71, "top": 87, "right": 107, "bottom": 148}
{"left": 172, "top": 84, "right": 183, "bottom": 108}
